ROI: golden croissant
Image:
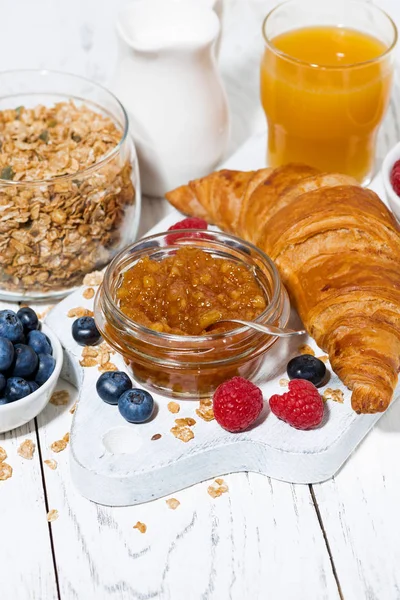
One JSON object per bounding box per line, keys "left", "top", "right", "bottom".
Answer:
{"left": 165, "top": 164, "right": 400, "bottom": 414}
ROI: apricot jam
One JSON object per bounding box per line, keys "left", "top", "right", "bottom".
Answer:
{"left": 94, "top": 232, "right": 290, "bottom": 399}
{"left": 116, "top": 247, "right": 267, "bottom": 335}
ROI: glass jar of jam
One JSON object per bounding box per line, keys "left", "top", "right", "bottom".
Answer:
{"left": 94, "top": 230, "right": 290, "bottom": 399}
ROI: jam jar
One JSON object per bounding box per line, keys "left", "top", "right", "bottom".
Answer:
{"left": 94, "top": 230, "right": 290, "bottom": 399}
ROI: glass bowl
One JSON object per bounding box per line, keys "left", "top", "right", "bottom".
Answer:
{"left": 94, "top": 231, "right": 290, "bottom": 399}
{"left": 0, "top": 69, "right": 141, "bottom": 300}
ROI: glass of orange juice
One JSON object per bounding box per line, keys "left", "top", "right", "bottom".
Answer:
{"left": 260, "top": 0, "right": 397, "bottom": 184}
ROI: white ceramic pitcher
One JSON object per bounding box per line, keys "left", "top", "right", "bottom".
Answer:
{"left": 113, "top": 0, "right": 230, "bottom": 197}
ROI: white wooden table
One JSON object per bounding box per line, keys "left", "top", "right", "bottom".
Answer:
{"left": 2, "top": 1, "right": 400, "bottom": 598}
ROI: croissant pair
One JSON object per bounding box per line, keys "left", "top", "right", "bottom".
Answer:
{"left": 166, "top": 164, "right": 400, "bottom": 414}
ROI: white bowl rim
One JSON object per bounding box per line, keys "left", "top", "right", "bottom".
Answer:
{"left": 382, "top": 141, "right": 400, "bottom": 207}
{"left": 0, "top": 323, "right": 63, "bottom": 413}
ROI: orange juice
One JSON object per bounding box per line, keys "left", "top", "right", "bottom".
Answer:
{"left": 260, "top": 26, "right": 393, "bottom": 182}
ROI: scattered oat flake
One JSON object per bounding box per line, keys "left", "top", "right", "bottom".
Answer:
{"left": 70, "top": 402, "right": 77, "bottom": 415}
{"left": 83, "top": 287, "right": 95, "bottom": 299}
{"left": 50, "top": 389, "right": 70, "bottom": 406}
{"left": 67, "top": 307, "right": 94, "bottom": 318}
{"left": 51, "top": 439, "right": 68, "bottom": 453}
{"left": 167, "top": 401, "right": 180, "bottom": 414}
{"left": 0, "top": 446, "right": 7, "bottom": 462}
{"left": 83, "top": 271, "right": 104, "bottom": 286}
{"left": 0, "top": 463, "right": 12, "bottom": 481}
{"left": 133, "top": 521, "right": 147, "bottom": 533}
{"left": 175, "top": 417, "right": 196, "bottom": 427}
{"left": 171, "top": 425, "right": 194, "bottom": 443}
{"left": 47, "top": 509, "right": 59, "bottom": 522}
{"left": 17, "top": 439, "right": 35, "bottom": 460}
{"left": 298, "top": 344, "right": 315, "bottom": 356}
{"left": 318, "top": 355, "right": 329, "bottom": 363}
{"left": 98, "top": 362, "right": 118, "bottom": 373}
{"left": 63, "top": 432, "right": 70, "bottom": 443}
{"left": 44, "top": 459, "right": 57, "bottom": 470}
{"left": 151, "top": 434, "right": 162, "bottom": 441}
{"left": 323, "top": 388, "right": 344, "bottom": 404}
{"left": 82, "top": 346, "right": 98, "bottom": 358}
{"left": 166, "top": 498, "right": 180, "bottom": 510}
{"left": 279, "top": 378, "right": 289, "bottom": 387}
{"left": 196, "top": 398, "right": 214, "bottom": 422}
{"left": 207, "top": 480, "right": 229, "bottom": 498}
{"left": 79, "top": 357, "right": 98, "bottom": 368}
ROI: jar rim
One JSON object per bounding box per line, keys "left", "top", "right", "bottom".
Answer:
{"left": 101, "top": 230, "right": 284, "bottom": 343}
{"left": 0, "top": 69, "right": 129, "bottom": 187}
{"left": 262, "top": 0, "right": 398, "bottom": 71}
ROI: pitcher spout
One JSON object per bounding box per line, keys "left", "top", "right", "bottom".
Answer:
{"left": 116, "top": 0, "right": 220, "bottom": 54}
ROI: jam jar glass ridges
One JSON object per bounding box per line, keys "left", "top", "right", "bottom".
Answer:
{"left": 0, "top": 70, "right": 141, "bottom": 300}
{"left": 94, "top": 231, "right": 291, "bottom": 399}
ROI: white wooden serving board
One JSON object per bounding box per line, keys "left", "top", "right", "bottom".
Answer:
{"left": 46, "top": 131, "right": 397, "bottom": 506}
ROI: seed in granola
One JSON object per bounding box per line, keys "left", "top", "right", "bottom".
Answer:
{"left": 39, "top": 130, "right": 49, "bottom": 143}
{"left": 17, "top": 439, "right": 35, "bottom": 460}
{"left": 63, "top": 432, "right": 70, "bottom": 443}
{"left": 0, "top": 165, "right": 14, "bottom": 180}
{"left": 50, "top": 390, "right": 70, "bottom": 406}
{"left": 170, "top": 425, "right": 194, "bottom": 443}
{"left": 133, "top": 521, "right": 147, "bottom": 533}
{"left": 151, "top": 434, "right": 162, "bottom": 441}
{"left": 279, "top": 378, "right": 289, "bottom": 387}
{"left": 167, "top": 401, "right": 180, "bottom": 414}
{"left": 0, "top": 463, "right": 12, "bottom": 481}
{"left": 83, "top": 287, "right": 95, "bottom": 300}
{"left": 196, "top": 398, "right": 214, "bottom": 422}
{"left": 207, "top": 479, "right": 229, "bottom": 498}
{"left": 44, "top": 459, "right": 57, "bottom": 470}
{"left": 175, "top": 417, "right": 196, "bottom": 427}
{"left": 67, "top": 307, "right": 94, "bottom": 318}
{"left": 298, "top": 344, "right": 315, "bottom": 356}
{"left": 323, "top": 388, "right": 344, "bottom": 404}
{"left": 166, "top": 498, "right": 180, "bottom": 510}
{"left": 47, "top": 509, "right": 59, "bottom": 522}
{"left": 50, "top": 439, "right": 68, "bottom": 453}
{"left": 0, "top": 446, "right": 7, "bottom": 462}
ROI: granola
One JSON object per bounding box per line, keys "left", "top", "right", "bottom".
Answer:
{"left": 151, "top": 434, "right": 162, "bottom": 441}
{"left": 67, "top": 307, "right": 94, "bottom": 318}
{"left": 166, "top": 498, "right": 180, "bottom": 510}
{"left": 47, "top": 509, "right": 59, "bottom": 522}
{"left": 323, "top": 388, "right": 344, "bottom": 404}
{"left": 170, "top": 425, "right": 194, "bottom": 443}
{"left": 196, "top": 398, "right": 214, "bottom": 422}
{"left": 17, "top": 439, "right": 35, "bottom": 459}
{"left": 50, "top": 439, "right": 68, "bottom": 453}
{"left": 167, "top": 401, "right": 180, "bottom": 414}
{"left": 83, "top": 287, "right": 95, "bottom": 299}
{"left": 133, "top": 521, "right": 147, "bottom": 533}
{"left": 207, "top": 479, "right": 229, "bottom": 498}
{"left": 50, "top": 389, "right": 70, "bottom": 406}
{"left": 44, "top": 459, "right": 57, "bottom": 470}
{"left": 175, "top": 417, "right": 196, "bottom": 427}
{"left": 0, "top": 463, "right": 12, "bottom": 480}
{"left": 0, "top": 446, "right": 7, "bottom": 462}
{"left": 83, "top": 271, "right": 104, "bottom": 286}
{"left": 279, "top": 378, "right": 289, "bottom": 387}
{"left": 0, "top": 102, "right": 135, "bottom": 293}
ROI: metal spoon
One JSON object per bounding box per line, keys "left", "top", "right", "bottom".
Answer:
{"left": 206, "top": 319, "right": 305, "bottom": 338}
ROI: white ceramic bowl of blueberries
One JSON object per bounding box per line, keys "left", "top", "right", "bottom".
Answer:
{"left": 0, "top": 308, "right": 63, "bottom": 433}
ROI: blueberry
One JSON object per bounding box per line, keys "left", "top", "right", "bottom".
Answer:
{"left": 11, "top": 344, "right": 39, "bottom": 378}
{"left": 27, "top": 380, "right": 39, "bottom": 394}
{"left": 17, "top": 307, "right": 39, "bottom": 333}
{"left": 0, "top": 309, "right": 24, "bottom": 343}
{"left": 0, "top": 337, "right": 14, "bottom": 372}
{"left": 27, "top": 330, "right": 52, "bottom": 355}
{"left": 72, "top": 317, "right": 101, "bottom": 346}
{"left": 118, "top": 388, "right": 154, "bottom": 423}
{"left": 0, "top": 373, "right": 6, "bottom": 395}
{"left": 4, "top": 377, "right": 31, "bottom": 402}
{"left": 35, "top": 353, "right": 56, "bottom": 386}
{"left": 287, "top": 354, "right": 327, "bottom": 387}
{"left": 96, "top": 371, "right": 132, "bottom": 405}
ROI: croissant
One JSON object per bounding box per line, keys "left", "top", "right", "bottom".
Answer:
{"left": 165, "top": 164, "right": 400, "bottom": 414}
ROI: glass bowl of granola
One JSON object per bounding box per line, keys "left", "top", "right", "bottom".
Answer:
{"left": 0, "top": 70, "right": 141, "bottom": 300}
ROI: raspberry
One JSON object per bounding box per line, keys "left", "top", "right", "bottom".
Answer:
{"left": 213, "top": 376, "right": 264, "bottom": 432}
{"left": 390, "top": 160, "right": 400, "bottom": 196}
{"left": 166, "top": 217, "right": 208, "bottom": 244}
{"left": 269, "top": 379, "right": 324, "bottom": 430}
